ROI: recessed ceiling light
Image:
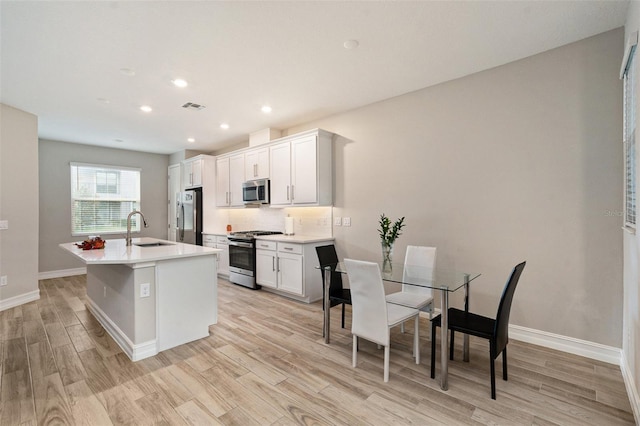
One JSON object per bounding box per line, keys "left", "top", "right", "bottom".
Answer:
{"left": 97, "top": 97, "right": 110, "bottom": 104}
{"left": 343, "top": 39, "right": 359, "bottom": 50}
{"left": 140, "top": 105, "right": 152, "bottom": 113}
{"left": 261, "top": 105, "right": 272, "bottom": 113}
{"left": 120, "top": 68, "right": 136, "bottom": 76}
{"left": 172, "top": 78, "right": 188, "bottom": 88}
{"left": 220, "top": 123, "right": 229, "bottom": 130}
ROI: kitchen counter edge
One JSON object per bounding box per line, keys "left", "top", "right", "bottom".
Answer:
{"left": 254, "top": 234, "right": 335, "bottom": 244}
{"left": 59, "top": 237, "right": 220, "bottom": 265}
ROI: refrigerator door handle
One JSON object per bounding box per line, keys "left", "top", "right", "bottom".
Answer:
{"left": 180, "top": 203, "right": 185, "bottom": 242}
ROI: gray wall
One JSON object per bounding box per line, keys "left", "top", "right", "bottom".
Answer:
{"left": 623, "top": 1, "right": 640, "bottom": 411}
{"left": 39, "top": 139, "right": 169, "bottom": 273}
{"left": 0, "top": 104, "right": 39, "bottom": 304}
{"left": 287, "top": 29, "right": 624, "bottom": 348}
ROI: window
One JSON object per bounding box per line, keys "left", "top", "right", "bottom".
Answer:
{"left": 70, "top": 163, "right": 141, "bottom": 236}
{"left": 623, "top": 32, "right": 638, "bottom": 231}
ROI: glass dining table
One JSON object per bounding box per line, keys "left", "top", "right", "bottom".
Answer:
{"left": 318, "top": 261, "right": 480, "bottom": 391}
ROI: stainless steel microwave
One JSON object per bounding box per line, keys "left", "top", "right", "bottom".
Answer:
{"left": 242, "top": 178, "right": 270, "bottom": 205}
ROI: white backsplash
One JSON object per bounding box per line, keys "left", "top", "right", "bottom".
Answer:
{"left": 227, "top": 206, "right": 332, "bottom": 237}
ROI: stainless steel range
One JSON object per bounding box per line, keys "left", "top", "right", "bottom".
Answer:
{"left": 227, "top": 230, "right": 282, "bottom": 289}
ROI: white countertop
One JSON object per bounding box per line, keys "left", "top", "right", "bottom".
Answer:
{"left": 255, "top": 234, "right": 334, "bottom": 244}
{"left": 59, "top": 237, "right": 220, "bottom": 265}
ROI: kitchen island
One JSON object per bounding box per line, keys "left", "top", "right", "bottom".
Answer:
{"left": 60, "top": 237, "right": 220, "bottom": 361}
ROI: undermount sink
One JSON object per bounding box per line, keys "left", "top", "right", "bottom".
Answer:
{"left": 133, "top": 242, "right": 174, "bottom": 247}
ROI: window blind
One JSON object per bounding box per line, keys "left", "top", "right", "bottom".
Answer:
{"left": 624, "top": 38, "right": 637, "bottom": 230}
{"left": 70, "top": 163, "right": 141, "bottom": 236}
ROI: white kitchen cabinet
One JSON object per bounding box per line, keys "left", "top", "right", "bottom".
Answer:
{"left": 256, "top": 241, "right": 302, "bottom": 295}
{"left": 183, "top": 157, "right": 202, "bottom": 188}
{"left": 245, "top": 147, "right": 269, "bottom": 180}
{"left": 255, "top": 238, "right": 332, "bottom": 303}
{"left": 269, "top": 142, "right": 291, "bottom": 205}
{"left": 215, "top": 157, "right": 229, "bottom": 207}
{"left": 204, "top": 234, "right": 229, "bottom": 277}
{"left": 269, "top": 129, "right": 333, "bottom": 206}
{"left": 216, "top": 235, "right": 229, "bottom": 277}
{"left": 277, "top": 250, "right": 303, "bottom": 295}
{"left": 216, "top": 154, "right": 245, "bottom": 207}
{"left": 256, "top": 240, "right": 277, "bottom": 289}
{"left": 182, "top": 154, "right": 215, "bottom": 190}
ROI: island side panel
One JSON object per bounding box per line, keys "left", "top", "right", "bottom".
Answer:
{"left": 86, "top": 263, "right": 157, "bottom": 357}
{"left": 155, "top": 254, "right": 217, "bottom": 352}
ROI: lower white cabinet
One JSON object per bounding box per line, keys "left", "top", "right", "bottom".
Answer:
{"left": 204, "top": 234, "right": 229, "bottom": 277}
{"left": 255, "top": 238, "right": 332, "bottom": 303}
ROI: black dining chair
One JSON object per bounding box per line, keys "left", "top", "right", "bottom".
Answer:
{"left": 316, "top": 244, "right": 352, "bottom": 328}
{"left": 430, "top": 261, "right": 526, "bottom": 400}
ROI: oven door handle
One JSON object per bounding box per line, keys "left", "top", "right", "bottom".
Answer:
{"left": 228, "top": 240, "right": 253, "bottom": 248}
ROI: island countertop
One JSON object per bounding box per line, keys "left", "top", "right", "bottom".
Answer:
{"left": 60, "top": 237, "right": 220, "bottom": 265}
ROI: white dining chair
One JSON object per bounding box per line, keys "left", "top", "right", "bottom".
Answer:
{"left": 344, "top": 259, "right": 420, "bottom": 382}
{"left": 386, "top": 246, "right": 436, "bottom": 334}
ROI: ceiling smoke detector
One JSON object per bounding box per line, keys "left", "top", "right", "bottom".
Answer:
{"left": 181, "top": 102, "right": 206, "bottom": 111}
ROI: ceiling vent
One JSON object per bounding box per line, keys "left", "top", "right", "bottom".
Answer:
{"left": 182, "top": 102, "right": 206, "bottom": 111}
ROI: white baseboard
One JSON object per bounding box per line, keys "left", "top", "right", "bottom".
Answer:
{"left": 86, "top": 298, "right": 157, "bottom": 361}
{"left": 0, "top": 290, "right": 40, "bottom": 311}
{"left": 509, "top": 324, "right": 621, "bottom": 365}
{"left": 620, "top": 351, "right": 640, "bottom": 425}
{"left": 38, "top": 268, "right": 86, "bottom": 280}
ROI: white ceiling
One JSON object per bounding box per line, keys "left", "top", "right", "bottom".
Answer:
{"left": 0, "top": 1, "right": 629, "bottom": 155}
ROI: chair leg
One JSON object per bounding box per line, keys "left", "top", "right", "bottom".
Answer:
{"left": 352, "top": 335, "right": 357, "bottom": 368}
{"left": 502, "top": 346, "right": 508, "bottom": 381}
{"left": 490, "top": 342, "right": 496, "bottom": 400}
{"left": 414, "top": 316, "right": 420, "bottom": 365}
{"left": 341, "top": 303, "right": 346, "bottom": 329}
{"left": 430, "top": 321, "right": 437, "bottom": 379}
{"left": 449, "top": 330, "right": 455, "bottom": 360}
{"left": 384, "top": 345, "right": 390, "bottom": 382}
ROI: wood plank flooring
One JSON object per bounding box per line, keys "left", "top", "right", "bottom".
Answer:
{"left": 0, "top": 275, "right": 635, "bottom": 425}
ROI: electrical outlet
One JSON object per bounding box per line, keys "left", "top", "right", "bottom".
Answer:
{"left": 343, "top": 217, "right": 351, "bottom": 227}
{"left": 0, "top": 220, "right": 8, "bottom": 230}
{"left": 0, "top": 276, "right": 7, "bottom": 287}
{"left": 334, "top": 217, "right": 342, "bottom": 226}
{"left": 140, "top": 283, "right": 151, "bottom": 298}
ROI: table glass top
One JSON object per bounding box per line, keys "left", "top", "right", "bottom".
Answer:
{"left": 317, "top": 262, "right": 480, "bottom": 292}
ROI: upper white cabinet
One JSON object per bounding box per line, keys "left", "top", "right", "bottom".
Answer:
{"left": 216, "top": 154, "right": 244, "bottom": 207}
{"left": 269, "top": 129, "right": 333, "bottom": 206}
{"left": 182, "top": 155, "right": 214, "bottom": 190}
{"left": 244, "top": 147, "right": 269, "bottom": 180}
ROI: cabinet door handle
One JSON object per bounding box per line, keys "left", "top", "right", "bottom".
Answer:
{"left": 276, "top": 258, "right": 280, "bottom": 272}
{"left": 283, "top": 247, "right": 293, "bottom": 251}
{"left": 272, "top": 257, "right": 275, "bottom": 271}
{"left": 291, "top": 185, "right": 294, "bottom": 200}
{"left": 254, "top": 164, "right": 257, "bottom": 177}
{"left": 286, "top": 185, "right": 290, "bottom": 201}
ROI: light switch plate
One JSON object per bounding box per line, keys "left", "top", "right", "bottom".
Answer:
{"left": 0, "top": 276, "right": 7, "bottom": 287}
{"left": 334, "top": 217, "right": 342, "bottom": 226}
{"left": 343, "top": 217, "right": 351, "bottom": 227}
{"left": 0, "top": 220, "right": 8, "bottom": 230}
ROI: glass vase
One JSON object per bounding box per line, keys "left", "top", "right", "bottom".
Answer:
{"left": 381, "top": 242, "right": 394, "bottom": 273}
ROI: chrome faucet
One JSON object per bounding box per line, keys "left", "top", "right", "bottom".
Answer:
{"left": 126, "top": 210, "right": 149, "bottom": 246}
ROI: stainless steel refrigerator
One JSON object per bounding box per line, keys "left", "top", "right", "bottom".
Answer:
{"left": 176, "top": 188, "right": 203, "bottom": 245}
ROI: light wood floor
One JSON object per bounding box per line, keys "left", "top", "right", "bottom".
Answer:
{"left": 0, "top": 275, "right": 635, "bottom": 425}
